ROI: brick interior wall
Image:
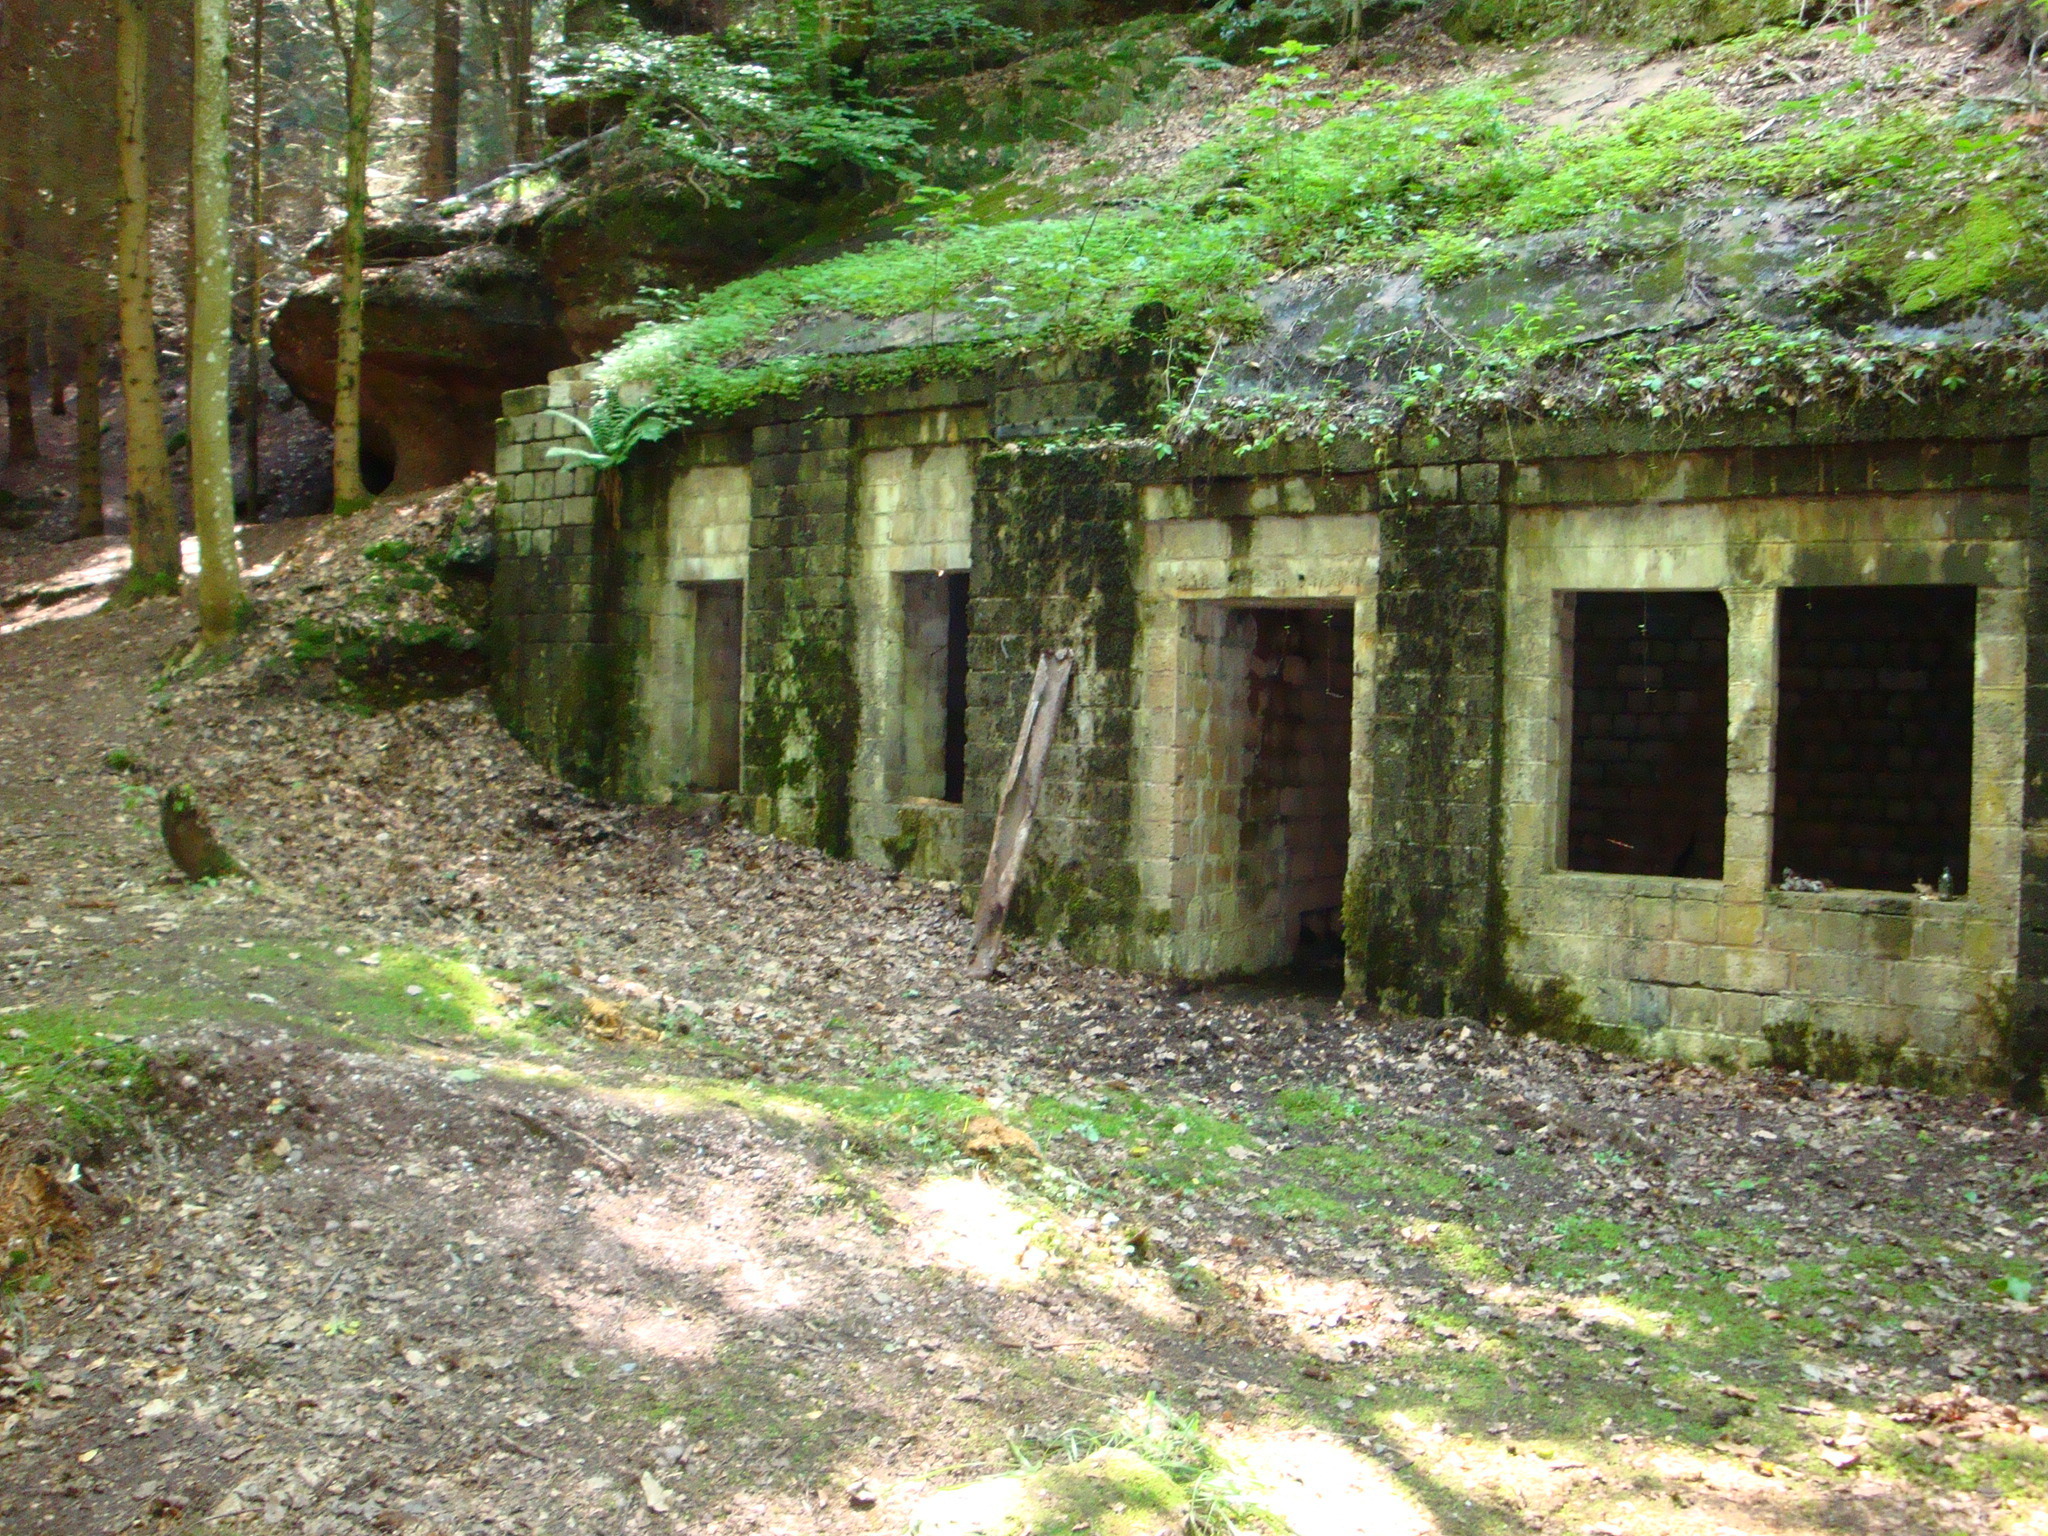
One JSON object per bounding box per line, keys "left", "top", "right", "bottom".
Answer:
{"left": 1567, "top": 591, "right": 1728, "bottom": 879}
{"left": 1774, "top": 584, "right": 1976, "bottom": 894}
{"left": 1243, "top": 607, "right": 1353, "bottom": 959}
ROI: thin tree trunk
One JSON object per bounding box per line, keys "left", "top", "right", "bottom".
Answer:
{"left": 331, "top": 0, "right": 374, "bottom": 513}
{"left": 3, "top": 293, "right": 36, "bottom": 465}
{"left": 506, "top": 0, "right": 535, "bottom": 163}
{"left": 116, "top": 0, "right": 181, "bottom": 596}
{"left": 47, "top": 314, "right": 70, "bottom": 416}
{"left": 72, "top": 308, "right": 105, "bottom": 539}
{"left": 191, "top": 0, "right": 243, "bottom": 643}
{"left": 423, "top": 0, "right": 461, "bottom": 199}
{"left": 242, "top": 0, "right": 264, "bottom": 521}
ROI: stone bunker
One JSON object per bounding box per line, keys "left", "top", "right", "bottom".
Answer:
{"left": 491, "top": 356, "right": 2048, "bottom": 1094}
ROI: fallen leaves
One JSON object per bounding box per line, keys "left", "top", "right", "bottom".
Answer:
{"left": 958, "top": 1114, "right": 1040, "bottom": 1163}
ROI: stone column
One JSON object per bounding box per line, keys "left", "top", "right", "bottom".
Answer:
{"left": 1348, "top": 465, "right": 1506, "bottom": 1017}
{"left": 2015, "top": 437, "right": 2048, "bottom": 1101}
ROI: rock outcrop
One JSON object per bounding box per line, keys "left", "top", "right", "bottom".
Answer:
{"left": 270, "top": 243, "right": 574, "bottom": 496}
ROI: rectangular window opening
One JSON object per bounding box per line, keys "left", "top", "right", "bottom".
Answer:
{"left": 1565, "top": 591, "right": 1728, "bottom": 879}
{"left": 689, "top": 581, "right": 743, "bottom": 793}
{"left": 1773, "top": 584, "right": 1975, "bottom": 895}
{"left": 899, "top": 571, "right": 970, "bottom": 804}
{"left": 1242, "top": 605, "right": 1353, "bottom": 970}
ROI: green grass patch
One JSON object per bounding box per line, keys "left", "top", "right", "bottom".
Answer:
{"left": 0, "top": 1008, "right": 155, "bottom": 1136}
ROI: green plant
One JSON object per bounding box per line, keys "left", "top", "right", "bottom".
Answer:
{"left": 542, "top": 400, "right": 676, "bottom": 472}
{"left": 1008, "top": 1395, "right": 1275, "bottom": 1536}
{"left": 538, "top": 19, "right": 920, "bottom": 207}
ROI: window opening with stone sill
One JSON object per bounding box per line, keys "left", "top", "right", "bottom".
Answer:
{"left": 1772, "top": 584, "right": 1975, "bottom": 896}
{"left": 899, "top": 570, "right": 970, "bottom": 804}
{"left": 1565, "top": 590, "right": 1728, "bottom": 880}
{"left": 688, "top": 581, "right": 743, "bottom": 793}
{"left": 1242, "top": 605, "right": 1353, "bottom": 970}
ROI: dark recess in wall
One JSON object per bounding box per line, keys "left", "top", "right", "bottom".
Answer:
{"left": 1566, "top": 590, "right": 1728, "bottom": 880}
{"left": 1774, "top": 584, "right": 1976, "bottom": 895}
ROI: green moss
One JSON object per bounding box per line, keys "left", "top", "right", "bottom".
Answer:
{"left": 590, "top": 60, "right": 2048, "bottom": 454}
{"left": 1760, "top": 1013, "right": 1993, "bottom": 1093}
{"left": 1888, "top": 192, "right": 2031, "bottom": 316}
{"left": 744, "top": 624, "right": 859, "bottom": 857}
{"left": 0, "top": 1010, "right": 155, "bottom": 1139}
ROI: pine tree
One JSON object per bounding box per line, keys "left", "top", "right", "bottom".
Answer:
{"left": 330, "top": 0, "right": 375, "bottom": 514}
{"left": 115, "top": 0, "right": 182, "bottom": 597}
{"left": 190, "top": 0, "right": 244, "bottom": 642}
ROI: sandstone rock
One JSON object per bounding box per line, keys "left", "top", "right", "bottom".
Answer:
{"left": 269, "top": 245, "right": 575, "bottom": 496}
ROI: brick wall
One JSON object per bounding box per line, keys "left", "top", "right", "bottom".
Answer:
{"left": 1243, "top": 607, "right": 1353, "bottom": 955}
{"left": 489, "top": 372, "right": 603, "bottom": 783}
{"left": 969, "top": 446, "right": 1146, "bottom": 962}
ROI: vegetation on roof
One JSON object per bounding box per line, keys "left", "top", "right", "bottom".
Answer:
{"left": 590, "top": 17, "right": 2048, "bottom": 452}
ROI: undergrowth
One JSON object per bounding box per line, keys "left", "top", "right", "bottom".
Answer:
{"left": 596, "top": 31, "right": 2048, "bottom": 451}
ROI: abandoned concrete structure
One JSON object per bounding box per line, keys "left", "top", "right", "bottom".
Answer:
{"left": 491, "top": 357, "right": 2048, "bottom": 1093}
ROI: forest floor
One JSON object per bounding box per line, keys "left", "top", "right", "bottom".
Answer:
{"left": 0, "top": 512, "right": 2044, "bottom": 1536}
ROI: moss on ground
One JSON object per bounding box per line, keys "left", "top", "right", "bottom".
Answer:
{"left": 0, "top": 1010, "right": 155, "bottom": 1138}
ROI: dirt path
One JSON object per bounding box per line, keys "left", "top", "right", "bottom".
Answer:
{"left": 0, "top": 550, "right": 2044, "bottom": 1536}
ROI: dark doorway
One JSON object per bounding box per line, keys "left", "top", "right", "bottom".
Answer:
{"left": 1773, "top": 584, "right": 1975, "bottom": 894}
{"left": 1566, "top": 591, "right": 1728, "bottom": 878}
{"left": 1242, "top": 606, "right": 1354, "bottom": 967}
{"left": 901, "top": 570, "right": 970, "bottom": 804}
{"left": 690, "top": 581, "right": 743, "bottom": 792}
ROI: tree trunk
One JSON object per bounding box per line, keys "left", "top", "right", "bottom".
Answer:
{"left": 46, "top": 314, "right": 70, "bottom": 417}
{"left": 243, "top": 0, "right": 265, "bottom": 521}
{"left": 116, "top": 0, "right": 181, "bottom": 597}
{"left": 72, "top": 308, "right": 105, "bottom": 539}
{"left": 2, "top": 298, "right": 34, "bottom": 465}
{"left": 191, "top": 0, "right": 243, "bottom": 644}
{"left": 332, "top": 0, "right": 374, "bottom": 513}
{"left": 423, "top": 0, "right": 461, "bottom": 199}
{"left": 506, "top": 0, "right": 536, "bottom": 163}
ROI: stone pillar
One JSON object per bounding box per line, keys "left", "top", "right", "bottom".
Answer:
{"left": 1347, "top": 465, "right": 1506, "bottom": 1017}
{"left": 2015, "top": 437, "right": 2048, "bottom": 1101}
{"left": 489, "top": 373, "right": 602, "bottom": 784}
{"left": 741, "top": 415, "right": 859, "bottom": 856}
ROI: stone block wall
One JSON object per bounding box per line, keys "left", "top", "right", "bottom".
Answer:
{"left": 1346, "top": 466, "right": 1508, "bottom": 1018}
{"left": 1133, "top": 482, "right": 1378, "bottom": 976}
{"left": 492, "top": 359, "right": 2048, "bottom": 1091}
{"left": 967, "top": 446, "right": 1147, "bottom": 962}
{"left": 1500, "top": 440, "right": 2031, "bottom": 1083}
{"left": 490, "top": 370, "right": 603, "bottom": 783}
{"left": 849, "top": 410, "right": 984, "bottom": 874}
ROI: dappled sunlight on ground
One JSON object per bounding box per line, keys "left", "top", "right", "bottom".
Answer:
{"left": 902, "top": 1174, "right": 1051, "bottom": 1288}
{"left": 546, "top": 1279, "right": 727, "bottom": 1365}
{"left": 1215, "top": 1423, "right": 1438, "bottom": 1536}
{"left": 594, "top": 1190, "right": 817, "bottom": 1316}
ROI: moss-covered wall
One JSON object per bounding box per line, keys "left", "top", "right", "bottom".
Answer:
{"left": 1343, "top": 466, "right": 1508, "bottom": 1017}
{"left": 494, "top": 362, "right": 2048, "bottom": 1093}
{"left": 970, "top": 445, "right": 1149, "bottom": 964}
{"left": 490, "top": 371, "right": 608, "bottom": 786}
